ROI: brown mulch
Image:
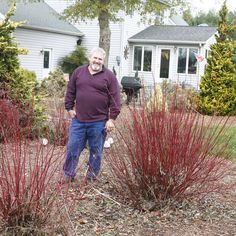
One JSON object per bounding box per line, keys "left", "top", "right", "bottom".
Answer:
{"left": 1, "top": 162, "right": 235, "bottom": 236}
{"left": 54, "top": 112, "right": 236, "bottom": 236}
{"left": 57, "top": 158, "right": 236, "bottom": 236}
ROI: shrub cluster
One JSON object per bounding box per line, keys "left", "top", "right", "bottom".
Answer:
{"left": 40, "top": 69, "right": 67, "bottom": 99}
{"left": 0, "top": 99, "right": 68, "bottom": 235}
{"left": 0, "top": 3, "right": 46, "bottom": 136}
{"left": 0, "top": 99, "right": 20, "bottom": 142}
{"left": 105, "top": 97, "right": 235, "bottom": 209}
{"left": 60, "top": 46, "right": 88, "bottom": 77}
{"left": 161, "top": 79, "right": 199, "bottom": 111}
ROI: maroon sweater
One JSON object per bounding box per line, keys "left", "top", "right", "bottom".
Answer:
{"left": 65, "top": 65, "right": 121, "bottom": 122}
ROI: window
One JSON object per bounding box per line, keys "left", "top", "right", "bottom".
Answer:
{"left": 133, "top": 46, "right": 142, "bottom": 71}
{"left": 188, "top": 48, "right": 197, "bottom": 74}
{"left": 205, "top": 49, "right": 210, "bottom": 59}
{"left": 143, "top": 47, "right": 152, "bottom": 71}
{"left": 177, "top": 48, "right": 187, "bottom": 73}
{"left": 43, "top": 51, "right": 50, "bottom": 69}
{"left": 177, "top": 48, "right": 198, "bottom": 74}
{"left": 133, "top": 46, "right": 152, "bottom": 72}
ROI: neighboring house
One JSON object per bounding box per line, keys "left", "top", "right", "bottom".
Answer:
{"left": 128, "top": 25, "right": 217, "bottom": 89}
{"left": 0, "top": 0, "right": 83, "bottom": 80}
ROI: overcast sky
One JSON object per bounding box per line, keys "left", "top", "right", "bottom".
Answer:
{"left": 188, "top": 0, "right": 236, "bottom": 14}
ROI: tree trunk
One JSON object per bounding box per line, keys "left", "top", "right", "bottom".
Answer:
{"left": 98, "top": 10, "right": 111, "bottom": 66}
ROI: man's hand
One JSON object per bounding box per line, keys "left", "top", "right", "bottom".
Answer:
{"left": 68, "top": 110, "right": 76, "bottom": 119}
{"left": 105, "top": 119, "right": 115, "bottom": 132}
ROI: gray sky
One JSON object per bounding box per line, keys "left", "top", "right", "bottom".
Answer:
{"left": 189, "top": 0, "right": 236, "bottom": 14}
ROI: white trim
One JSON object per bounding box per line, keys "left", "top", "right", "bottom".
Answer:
{"left": 128, "top": 39, "right": 207, "bottom": 45}
{"left": 176, "top": 47, "right": 199, "bottom": 75}
{"left": 132, "top": 45, "right": 154, "bottom": 72}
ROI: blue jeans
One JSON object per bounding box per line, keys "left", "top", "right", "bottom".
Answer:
{"left": 63, "top": 118, "right": 106, "bottom": 180}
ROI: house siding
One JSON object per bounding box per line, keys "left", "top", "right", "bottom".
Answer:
{"left": 14, "top": 28, "right": 79, "bottom": 80}
{"left": 120, "top": 13, "right": 148, "bottom": 81}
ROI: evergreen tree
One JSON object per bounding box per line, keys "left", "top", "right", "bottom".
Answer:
{"left": 0, "top": 2, "right": 46, "bottom": 133}
{"left": 198, "top": 2, "right": 236, "bottom": 116}
{"left": 0, "top": 1, "right": 26, "bottom": 94}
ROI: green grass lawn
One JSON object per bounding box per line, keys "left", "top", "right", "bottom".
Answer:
{"left": 218, "top": 126, "right": 236, "bottom": 161}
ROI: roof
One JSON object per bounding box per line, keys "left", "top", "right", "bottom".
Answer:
{"left": 169, "top": 15, "right": 188, "bottom": 26}
{"left": 128, "top": 25, "right": 217, "bottom": 44}
{"left": 0, "top": 0, "right": 83, "bottom": 37}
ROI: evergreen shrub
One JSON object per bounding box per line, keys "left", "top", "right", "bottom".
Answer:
{"left": 40, "top": 69, "right": 67, "bottom": 98}
{"left": 60, "top": 46, "right": 88, "bottom": 77}
{"left": 198, "top": 3, "right": 236, "bottom": 115}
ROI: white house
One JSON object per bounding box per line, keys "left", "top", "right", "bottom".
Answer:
{"left": 127, "top": 25, "right": 217, "bottom": 89}
{"left": 45, "top": 0, "right": 216, "bottom": 90}
{"left": 0, "top": 0, "right": 83, "bottom": 80}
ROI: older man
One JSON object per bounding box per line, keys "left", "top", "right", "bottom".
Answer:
{"left": 63, "top": 47, "right": 121, "bottom": 182}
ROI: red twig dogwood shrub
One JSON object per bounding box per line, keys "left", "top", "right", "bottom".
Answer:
{"left": 47, "top": 106, "right": 69, "bottom": 146}
{"left": 0, "top": 100, "right": 67, "bottom": 235}
{"left": 105, "top": 97, "right": 236, "bottom": 209}
{"left": 0, "top": 99, "right": 20, "bottom": 142}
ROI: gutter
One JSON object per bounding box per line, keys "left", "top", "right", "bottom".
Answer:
{"left": 20, "top": 25, "right": 84, "bottom": 37}
{"left": 128, "top": 38, "right": 206, "bottom": 45}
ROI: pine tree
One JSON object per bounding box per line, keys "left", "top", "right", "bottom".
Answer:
{"left": 198, "top": 2, "right": 236, "bottom": 116}
{"left": 0, "top": 2, "right": 26, "bottom": 94}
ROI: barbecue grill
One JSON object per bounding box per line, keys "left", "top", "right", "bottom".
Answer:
{"left": 121, "top": 76, "right": 142, "bottom": 105}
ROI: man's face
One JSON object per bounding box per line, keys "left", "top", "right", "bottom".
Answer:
{"left": 89, "top": 52, "right": 105, "bottom": 72}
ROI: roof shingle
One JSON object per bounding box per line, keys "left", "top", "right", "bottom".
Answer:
{"left": 129, "top": 25, "right": 217, "bottom": 44}
{"left": 0, "top": 0, "right": 83, "bottom": 36}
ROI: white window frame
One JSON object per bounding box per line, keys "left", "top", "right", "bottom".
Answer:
{"left": 132, "top": 45, "right": 153, "bottom": 72}
{"left": 177, "top": 47, "right": 199, "bottom": 75}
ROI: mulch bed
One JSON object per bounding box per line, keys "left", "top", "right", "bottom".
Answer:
{"left": 54, "top": 112, "right": 236, "bottom": 236}
{"left": 58, "top": 158, "right": 236, "bottom": 236}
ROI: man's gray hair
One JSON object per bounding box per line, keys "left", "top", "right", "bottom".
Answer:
{"left": 89, "top": 47, "right": 106, "bottom": 59}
